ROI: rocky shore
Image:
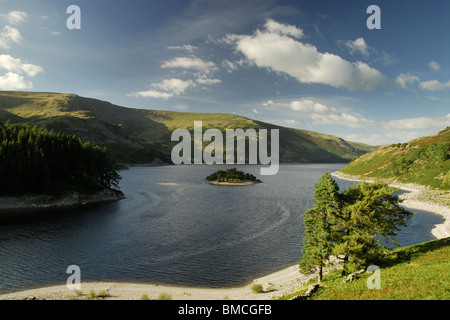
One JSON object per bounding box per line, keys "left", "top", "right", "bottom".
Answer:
{"left": 0, "top": 188, "right": 125, "bottom": 210}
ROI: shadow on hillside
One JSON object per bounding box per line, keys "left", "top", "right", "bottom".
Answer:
{"left": 381, "top": 238, "right": 449, "bottom": 267}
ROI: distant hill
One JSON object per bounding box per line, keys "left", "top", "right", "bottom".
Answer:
{"left": 0, "top": 91, "right": 373, "bottom": 165}
{"left": 339, "top": 127, "right": 450, "bottom": 190}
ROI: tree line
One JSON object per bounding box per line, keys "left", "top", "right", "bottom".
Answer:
{"left": 0, "top": 121, "right": 121, "bottom": 195}
{"left": 299, "top": 172, "right": 414, "bottom": 282}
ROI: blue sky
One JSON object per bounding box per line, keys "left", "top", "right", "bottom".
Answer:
{"left": 0, "top": 0, "right": 449, "bottom": 145}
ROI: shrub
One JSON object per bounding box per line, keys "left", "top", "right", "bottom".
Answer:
{"left": 97, "top": 290, "right": 110, "bottom": 298}
{"left": 88, "top": 289, "right": 96, "bottom": 299}
{"left": 157, "top": 292, "right": 173, "bottom": 300}
{"left": 251, "top": 283, "right": 264, "bottom": 294}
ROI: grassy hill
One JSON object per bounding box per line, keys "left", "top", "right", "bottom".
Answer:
{"left": 339, "top": 127, "right": 450, "bottom": 190}
{"left": 0, "top": 91, "right": 371, "bottom": 165}
{"left": 280, "top": 238, "right": 449, "bottom": 300}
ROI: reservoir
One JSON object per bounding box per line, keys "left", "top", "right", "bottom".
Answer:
{"left": 0, "top": 164, "right": 443, "bottom": 294}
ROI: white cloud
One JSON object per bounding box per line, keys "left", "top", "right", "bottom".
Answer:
{"left": 338, "top": 37, "right": 396, "bottom": 66}
{"left": 166, "top": 44, "right": 197, "bottom": 53}
{"left": 0, "top": 54, "right": 44, "bottom": 77}
{"left": 6, "top": 11, "right": 27, "bottom": 25}
{"left": 264, "top": 18, "right": 303, "bottom": 39}
{"left": 383, "top": 114, "right": 450, "bottom": 130}
{"left": 343, "top": 132, "right": 422, "bottom": 145}
{"left": 161, "top": 56, "right": 217, "bottom": 75}
{"left": 0, "top": 55, "right": 43, "bottom": 90}
{"left": 132, "top": 53, "right": 222, "bottom": 99}
{"left": 339, "top": 37, "right": 370, "bottom": 56}
{"left": 345, "top": 115, "right": 450, "bottom": 145}
{"left": 395, "top": 73, "right": 419, "bottom": 89}
{"left": 196, "top": 74, "right": 221, "bottom": 85}
{"left": 228, "top": 20, "right": 385, "bottom": 91}
{"left": 419, "top": 79, "right": 450, "bottom": 91}
{"left": 0, "top": 72, "right": 33, "bottom": 90}
{"left": 429, "top": 61, "right": 441, "bottom": 71}
{"left": 130, "top": 78, "right": 195, "bottom": 99}
{"left": 131, "top": 90, "right": 173, "bottom": 99}
{"left": 284, "top": 119, "right": 298, "bottom": 125}
{"left": 0, "top": 26, "right": 22, "bottom": 49}
{"left": 262, "top": 100, "right": 273, "bottom": 107}
{"left": 265, "top": 98, "right": 375, "bottom": 128}
{"left": 221, "top": 59, "right": 238, "bottom": 73}
{"left": 153, "top": 78, "right": 195, "bottom": 95}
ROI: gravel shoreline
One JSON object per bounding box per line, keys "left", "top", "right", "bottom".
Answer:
{"left": 0, "top": 188, "right": 125, "bottom": 210}
{"left": 0, "top": 264, "right": 317, "bottom": 300}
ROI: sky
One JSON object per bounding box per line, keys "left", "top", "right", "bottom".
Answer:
{"left": 0, "top": 0, "right": 449, "bottom": 145}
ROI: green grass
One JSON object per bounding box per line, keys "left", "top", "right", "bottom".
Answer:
{"left": 279, "top": 238, "right": 450, "bottom": 300}
{"left": 340, "top": 129, "right": 450, "bottom": 190}
{"left": 157, "top": 292, "right": 173, "bottom": 300}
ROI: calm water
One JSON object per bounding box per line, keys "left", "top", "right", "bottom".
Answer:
{"left": 0, "top": 164, "right": 444, "bottom": 294}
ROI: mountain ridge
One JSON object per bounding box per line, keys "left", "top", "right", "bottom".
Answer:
{"left": 0, "top": 91, "right": 375, "bottom": 165}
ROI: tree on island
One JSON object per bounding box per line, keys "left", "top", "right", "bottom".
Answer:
{"left": 206, "top": 167, "right": 260, "bottom": 183}
{"left": 0, "top": 121, "right": 121, "bottom": 195}
{"left": 299, "top": 172, "right": 414, "bottom": 282}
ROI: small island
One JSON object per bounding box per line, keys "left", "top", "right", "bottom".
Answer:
{"left": 205, "top": 168, "right": 261, "bottom": 186}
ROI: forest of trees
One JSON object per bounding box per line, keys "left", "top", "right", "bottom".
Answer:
{"left": 0, "top": 121, "right": 121, "bottom": 195}
{"left": 299, "top": 172, "right": 414, "bottom": 282}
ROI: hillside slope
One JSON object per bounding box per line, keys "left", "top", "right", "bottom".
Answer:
{"left": 0, "top": 91, "right": 371, "bottom": 164}
{"left": 339, "top": 127, "right": 450, "bottom": 190}
{"left": 280, "top": 238, "right": 450, "bottom": 300}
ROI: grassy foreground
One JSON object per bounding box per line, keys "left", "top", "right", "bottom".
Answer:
{"left": 279, "top": 238, "right": 449, "bottom": 300}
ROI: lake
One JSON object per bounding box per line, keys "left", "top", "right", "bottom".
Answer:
{"left": 0, "top": 164, "right": 444, "bottom": 294}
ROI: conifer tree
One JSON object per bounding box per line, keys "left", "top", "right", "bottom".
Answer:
{"left": 299, "top": 172, "right": 341, "bottom": 283}
{"left": 299, "top": 173, "right": 414, "bottom": 280}
{"left": 333, "top": 181, "right": 414, "bottom": 273}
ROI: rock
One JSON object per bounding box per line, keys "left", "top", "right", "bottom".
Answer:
{"left": 343, "top": 269, "right": 366, "bottom": 283}
{"left": 262, "top": 281, "right": 274, "bottom": 292}
{"left": 289, "top": 284, "right": 320, "bottom": 300}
